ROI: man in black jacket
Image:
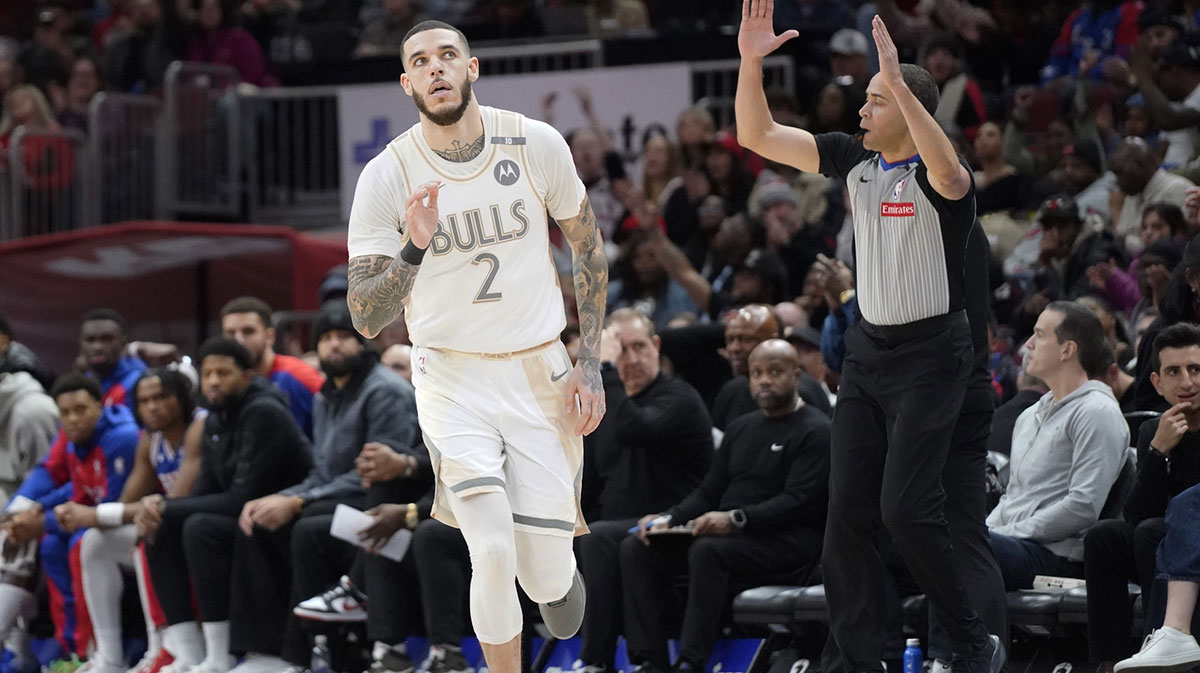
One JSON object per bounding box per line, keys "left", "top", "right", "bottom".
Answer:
{"left": 620, "top": 339, "right": 830, "bottom": 673}
{"left": 1085, "top": 323, "right": 1200, "bottom": 668}
{"left": 139, "top": 338, "right": 312, "bottom": 673}
{"left": 574, "top": 308, "right": 714, "bottom": 673}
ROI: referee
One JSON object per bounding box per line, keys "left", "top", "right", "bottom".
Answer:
{"left": 735, "top": 3, "right": 1003, "bottom": 673}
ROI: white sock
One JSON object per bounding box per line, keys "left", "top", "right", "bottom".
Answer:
{"left": 93, "top": 626, "right": 122, "bottom": 666}
{"left": 0, "top": 586, "right": 37, "bottom": 667}
{"left": 162, "top": 622, "right": 205, "bottom": 666}
{"left": 6, "top": 625, "right": 34, "bottom": 666}
{"left": 201, "top": 622, "right": 230, "bottom": 663}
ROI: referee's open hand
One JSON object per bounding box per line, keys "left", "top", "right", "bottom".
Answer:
{"left": 739, "top": 0, "right": 798, "bottom": 60}
{"left": 871, "top": 15, "right": 903, "bottom": 90}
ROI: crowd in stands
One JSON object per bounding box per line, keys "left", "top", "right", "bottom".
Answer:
{"left": 3, "top": 0, "right": 1200, "bottom": 672}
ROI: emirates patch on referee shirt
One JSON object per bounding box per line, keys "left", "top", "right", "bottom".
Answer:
{"left": 881, "top": 202, "right": 915, "bottom": 217}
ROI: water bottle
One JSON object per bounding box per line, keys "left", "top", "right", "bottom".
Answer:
{"left": 311, "top": 634, "right": 333, "bottom": 673}
{"left": 903, "top": 638, "right": 923, "bottom": 673}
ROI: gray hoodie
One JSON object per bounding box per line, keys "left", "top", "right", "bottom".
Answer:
{"left": 0, "top": 372, "right": 58, "bottom": 500}
{"left": 986, "top": 380, "right": 1128, "bottom": 561}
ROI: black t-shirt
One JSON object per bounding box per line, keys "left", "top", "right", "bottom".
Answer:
{"left": 582, "top": 369, "right": 714, "bottom": 521}
{"left": 1124, "top": 417, "right": 1200, "bottom": 525}
{"left": 814, "top": 132, "right": 977, "bottom": 326}
{"left": 667, "top": 405, "right": 831, "bottom": 535}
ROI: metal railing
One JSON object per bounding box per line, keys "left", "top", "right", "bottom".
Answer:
{"left": 1, "top": 127, "right": 89, "bottom": 240}
{"left": 243, "top": 86, "right": 341, "bottom": 228}
{"left": 158, "top": 61, "right": 242, "bottom": 220}
{"left": 0, "top": 53, "right": 798, "bottom": 240}
{"left": 692, "top": 55, "right": 794, "bottom": 130}
{"left": 89, "top": 92, "right": 160, "bottom": 225}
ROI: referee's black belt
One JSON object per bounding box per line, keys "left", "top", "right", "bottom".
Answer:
{"left": 858, "top": 310, "right": 967, "bottom": 345}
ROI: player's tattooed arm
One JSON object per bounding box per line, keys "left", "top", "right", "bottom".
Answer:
{"left": 432, "top": 134, "right": 485, "bottom": 163}
{"left": 347, "top": 254, "right": 420, "bottom": 339}
{"left": 557, "top": 195, "right": 609, "bottom": 390}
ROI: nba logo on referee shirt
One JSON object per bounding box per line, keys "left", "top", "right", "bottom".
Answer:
{"left": 891, "top": 178, "right": 906, "bottom": 200}
{"left": 882, "top": 178, "right": 913, "bottom": 216}
{"left": 418, "top": 355, "right": 427, "bottom": 374}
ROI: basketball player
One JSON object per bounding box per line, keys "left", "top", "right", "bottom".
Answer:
{"left": 345, "top": 20, "right": 608, "bottom": 673}
{"left": 63, "top": 370, "right": 204, "bottom": 673}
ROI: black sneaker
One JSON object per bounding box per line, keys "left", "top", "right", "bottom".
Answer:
{"left": 368, "top": 643, "right": 414, "bottom": 673}
{"left": 424, "top": 646, "right": 471, "bottom": 673}
{"left": 294, "top": 576, "right": 368, "bottom": 622}
{"left": 956, "top": 635, "right": 1005, "bottom": 673}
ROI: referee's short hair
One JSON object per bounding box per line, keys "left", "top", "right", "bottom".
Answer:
{"left": 899, "top": 64, "right": 939, "bottom": 116}
{"left": 1047, "top": 300, "right": 1110, "bottom": 379}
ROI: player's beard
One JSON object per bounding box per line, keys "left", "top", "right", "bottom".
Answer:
{"left": 320, "top": 351, "right": 363, "bottom": 379}
{"left": 413, "top": 77, "right": 474, "bottom": 127}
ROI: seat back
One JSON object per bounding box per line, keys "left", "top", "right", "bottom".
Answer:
{"left": 1098, "top": 446, "right": 1138, "bottom": 521}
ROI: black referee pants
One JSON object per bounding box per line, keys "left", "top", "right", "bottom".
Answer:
{"left": 823, "top": 312, "right": 988, "bottom": 673}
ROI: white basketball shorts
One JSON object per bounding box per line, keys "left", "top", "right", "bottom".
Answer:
{"left": 410, "top": 339, "right": 588, "bottom": 538}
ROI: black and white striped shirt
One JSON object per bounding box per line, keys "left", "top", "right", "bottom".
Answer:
{"left": 815, "top": 133, "right": 977, "bottom": 326}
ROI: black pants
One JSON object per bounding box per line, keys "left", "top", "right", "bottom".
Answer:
{"left": 620, "top": 530, "right": 821, "bottom": 670}
{"left": 230, "top": 498, "right": 351, "bottom": 656}
{"left": 411, "top": 517, "right": 471, "bottom": 645}
{"left": 823, "top": 312, "right": 987, "bottom": 673}
{"left": 823, "top": 408, "right": 1008, "bottom": 670}
{"left": 1084, "top": 518, "right": 1165, "bottom": 663}
{"left": 145, "top": 500, "right": 239, "bottom": 625}
{"left": 577, "top": 518, "right": 638, "bottom": 667}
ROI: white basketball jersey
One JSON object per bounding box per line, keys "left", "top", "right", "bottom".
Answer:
{"left": 387, "top": 107, "right": 566, "bottom": 354}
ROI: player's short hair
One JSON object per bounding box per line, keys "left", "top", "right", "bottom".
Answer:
{"left": 899, "top": 64, "right": 939, "bottom": 116}
{"left": 50, "top": 372, "right": 103, "bottom": 403}
{"left": 1153, "top": 322, "right": 1200, "bottom": 373}
{"left": 132, "top": 368, "right": 197, "bottom": 428}
{"left": 198, "top": 337, "right": 254, "bottom": 372}
{"left": 81, "top": 307, "right": 128, "bottom": 333}
{"left": 401, "top": 20, "right": 470, "bottom": 67}
{"left": 1047, "top": 300, "right": 1110, "bottom": 379}
{"left": 220, "top": 296, "right": 273, "bottom": 329}
{"left": 606, "top": 308, "right": 656, "bottom": 339}
{"left": 0, "top": 311, "right": 10, "bottom": 338}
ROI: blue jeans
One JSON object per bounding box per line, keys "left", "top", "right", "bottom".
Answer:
{"left": 1157, "top": 483, "right": 1200, "bottom": 582}
{"left": 988, "top": 531, "right": 1084, "bottom": 590}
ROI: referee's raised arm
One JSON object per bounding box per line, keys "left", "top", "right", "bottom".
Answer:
{"left": 868, "top": 15, "right": 971, "bottom": 200}
{"left": 734, "top": 0, "right": 820, "bottom": 174}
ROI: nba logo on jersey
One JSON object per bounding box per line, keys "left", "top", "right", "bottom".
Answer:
{"left": 891, "top": 178, "right": 906, "bottom": 200}
{"left": 494, "top": 160, "right": 520, "bottom": 186}
{"left": 418, "top": 355, "right": 427, "bottom": 374}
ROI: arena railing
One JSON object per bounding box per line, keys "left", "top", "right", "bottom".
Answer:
{"left": 1, "top": 127, "right": 90, "bottom": 241}
{"left": 88, "top": 92, "right": 161, "bottom": 226}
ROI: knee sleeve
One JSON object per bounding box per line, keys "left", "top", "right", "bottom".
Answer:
{"left": 515, "top": 531, "right": 575, "bottom": 604}
{"left": 445, "top": 489, "right": 522, "bottom": 645}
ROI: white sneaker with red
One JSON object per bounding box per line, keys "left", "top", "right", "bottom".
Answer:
{"left": 293, "top": 576, "right": 367, "bottom": 622}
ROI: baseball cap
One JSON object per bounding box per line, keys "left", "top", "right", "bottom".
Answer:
{"left": 785, "top": 325, "right": 822, "bottom": 350}
{"left": 830, "top": 29, "right": 868, "bottom": 56}
{"left": 1036, "top": 194, "right": 1081, "bottom": 226}
{"left": 1060, "top": 140, "right": 1103, "bottom": 173}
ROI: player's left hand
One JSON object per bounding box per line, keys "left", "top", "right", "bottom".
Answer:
{"left": 247, "top": 494, "right": 302, "bottom": 533}
{"left": 564, "top": 359, "right": 605, "bottom": 436}
{"left": 690, "top": 511, "right": 734, "bottom": 536}
{"left": 871, "top": 15, "right": 903, "bottom": 91}
{"left": 53, "top": 502, "right": 97, "bottom": 534}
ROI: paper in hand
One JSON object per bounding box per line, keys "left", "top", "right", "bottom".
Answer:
{"left": 330, "top": 504, "right": 413, "bottom": 562}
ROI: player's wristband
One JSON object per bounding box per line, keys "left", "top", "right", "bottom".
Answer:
{"left": 400, "top": 240, "right": 427, "bottom": 265}
{"left": 96, "top": 503, "right": 125, "bottom": 527}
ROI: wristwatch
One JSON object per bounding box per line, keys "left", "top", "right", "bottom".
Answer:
{"left": 405, "top": 503, "right": 419, "bottom": 529}
{"left": 839, "top": 289, "right": 856, "bottom": 305}
{"left": 729, "top": 509, "right": 747, "bottom": 530}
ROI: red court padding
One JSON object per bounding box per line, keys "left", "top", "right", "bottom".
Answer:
{"left": 0, "top": 221, "right": 348, "bottom": 374}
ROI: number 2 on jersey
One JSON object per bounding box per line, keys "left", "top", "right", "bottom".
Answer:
{"left": 472, "top": 253, "right": 503, "bottom": 303}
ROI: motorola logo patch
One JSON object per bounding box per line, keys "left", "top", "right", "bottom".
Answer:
{"left": 494, "top": 160, "right": 520, "bottom": 186}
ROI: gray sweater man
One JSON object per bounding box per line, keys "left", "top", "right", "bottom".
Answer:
{"left": 986, "top": 302, "right": 1128, "bottom": 590}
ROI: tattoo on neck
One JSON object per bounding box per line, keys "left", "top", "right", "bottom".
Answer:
{"left": 433, "top": 135, "right": 485, "bottom": 163}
